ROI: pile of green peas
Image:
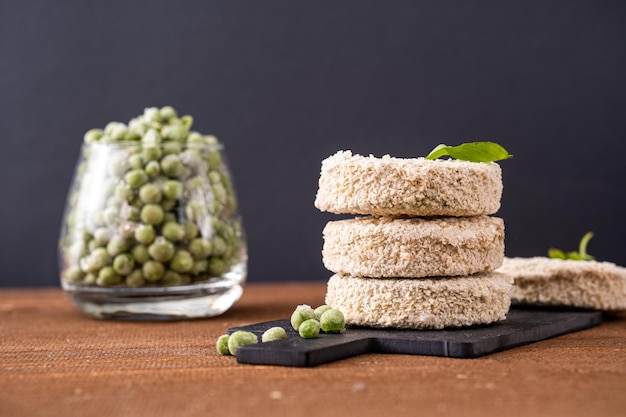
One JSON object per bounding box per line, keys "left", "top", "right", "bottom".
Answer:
{"left": 291, "top": 304, "right": 345, "bottom": 338}
{"left": 216, "top": 327, "right": 289, "bottom": 356}
{"left": 216, "top": 305, "right": 346, "bottom": 357}
{"left": 60, "top": 106, "right": 244, "bottom": 288}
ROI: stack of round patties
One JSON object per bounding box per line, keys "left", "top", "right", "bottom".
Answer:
{"left": 314, "top": 150, "right": 513, "bottom": 330}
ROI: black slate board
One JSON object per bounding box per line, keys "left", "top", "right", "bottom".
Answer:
{"left": 227, "top": 308, "right": 602, "bottom": 367}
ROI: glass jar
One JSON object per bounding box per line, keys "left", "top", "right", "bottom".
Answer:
{"left": 58, "top": 140, "right": 247, "bottom": 319}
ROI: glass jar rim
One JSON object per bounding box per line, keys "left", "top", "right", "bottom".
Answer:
{"left": 84, "top": 140, "right": 223, "bottom": 151}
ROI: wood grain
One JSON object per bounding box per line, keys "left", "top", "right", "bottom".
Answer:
{"left": 0, "top": 284, "right": 624, "bottom": 417}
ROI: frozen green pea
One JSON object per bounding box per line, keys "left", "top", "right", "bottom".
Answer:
{"left": 162, "top": 124, "right": 188, "bottom": 142}
{"left": 290, "top": 304, "right": 316, "bottom": 331}
{"left": 162, "top": 180, "right": 183, "bottom": 200}
{"left": 186, "top": 176, "right": 205, "bottom": 192}
{"left": 140, "top": 204, "right": 164, "bottom": 225}
{"left": 185, "top": 201, "right": 203, "bottom": 221}
{"left": 261, "top": 327, "right": 288, "bottom": 343}
{"left": 142, "top": 260, "right": 165, "bottom": 282}
{"left": 92, "top": 238, "right": 107, "bottom": 253}
{"left": 107, "top": 236, "right": 129, "bottom": 256}
{"left": 160, "top": 154, "right": 183, "bottom": 178}
{"left": 124, "top": 130, "right": 141, "bottom": 141}
{"left": 142, "top": 128, "right": 161, "bottom": 145}
{"left": 207, "top": 258, "right": 226, "bottom": 276}
{"left": 128, "top": 154, "right": 144, "bottom": 169}
{"left": 145, "top": 160, "right": 161, "bottom": 177}
{"left": 219, "top": 224, "right": 237, "bottom": 244}
{"left": 128, "top": 119, "right": 146, "bottom": 137}
{"left": 298, "top": 319, "right": 320, "bottom": 339}
{"left": 186, "top": 131, "right": 203, "bottom": 143}
{"left": 126, "top": 269, "right": 146, "bottom": 287}
{"left": 189, "top": 238, "right": 212, "bottom": 259}
{"left": 64, "top": 266, "right": 85, "bottom": 283}
{"left": 211, "top": 236, "right": 227, "bottom": 256}
{"left": 314, "top": 305, "right": 333, "bottom": 320}
{"left": 180, "top": 115, "right": 193, "bottom": 128}
{"left": 216, "top": 335, "right": 230, "bottom": 355}
{"left": 143, "top": 108, "right": 161, "bottom": 123}
{"left": 161, "top": 270, "right": 183, "bottom": 286}
{"left": 132, "top": 244, "right": 150, "bottom": 264}
{"left": 142, "top": 146, "right": 162, "bottom": 161}
{"left": 104, "top": 122, "right": 127, "bottom": 141}
{"left": 97, "top": 266, "right": 122, "bottom": 286}
{"left": 108, "top": 156, "right": 128, "bottom": 177}
{"left": 210, "top": 217, "right": 224, "bottom": 234}
{"left": 102, "top": 207, "right": 119, "bottom": 227}
{"left": 162, "top": 141, "right": 182, "bottom": 155}
{"left": 117, "top": 221, "right": 137, "bottom": 239}
{"left": 208, "top": 170, "right": 221, "bottom": 184}
{"left": 320, "top": 309, "right": 345, "bottom": 333}
{"left": 67, "top": 241, "right": 86, "bottom": 263}
{"left": 192, "top": 259, "right": 208, "bottom": 275}
{"left": 112, "top": 253, "right": 135, "bottom": 275}
{"left": 120, "top": 204, "right": 140, "bottom": 221}
{"left": 227, "top": 331, "right": 257, "bottom": 356}
{"left": 134, "top": 224, "right": 156, "bottom": 244}
{"left": 188, "top": 135, "right": 214, "bottom": 147}
{"left": 80, "top": 247, "right": 110, "bottom": 273}
{"left": 212, "top": 183, "right": 227, "bottom": 204}
{"left": 183, "top": 222, "right": 198, "bottom": 240}
{"left": 148, "top": 237, "right": 175, "bottom": 262}
{"left": 83, "top": 273, "right": 97, "bottom": 285}
{"left": 114, "top": 183, "right": 134, "bottom": 202}
{"left": 83, "top": 128, "right": 103, "bottom": 144}
{"left": 170, "top": 250, "right": 193, "bottom": 273}
{"left": 159, "top": 106, "right": 177, "bottom": 121}
{"left": 93, "top": 227, "right": 112, "bottom": 246}
{"left": 139, "top": 183, "right": 162, "bottom": 204}
{"left": 206, "top": 151, "right": 222, "bottom": 170}
{"left": 125, "top": 169, "right": 149, "bottom": 189}
{"left": 180, "top": 149, "right": 203, "bottom": 168}
{"left": 162, "top": 222, "right": 184, "bottom": 241}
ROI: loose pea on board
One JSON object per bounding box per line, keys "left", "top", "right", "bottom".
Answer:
{"left": 314, "top": 304, "right": 332, "bottom": 320}
{"left": 290, "top": 304, "right": 316, "bottom": 331}
{"left": 320, "top": 308, "right": 345, "bottom": 333}
{"left": 216, "top": 306, "right": 348, "bottom": 361}
{"left": 227, "top": 331, "right": 258, "bottom": 356}
{"left": 261, "top": 327, "right": 288, "bottom": 343}
{"left": 298, "top": 319, "right": 321, "bottom": 339}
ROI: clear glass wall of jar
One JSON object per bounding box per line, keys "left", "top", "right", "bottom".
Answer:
{"left": 59, "top": 139, "right": 247, "bottom": 319}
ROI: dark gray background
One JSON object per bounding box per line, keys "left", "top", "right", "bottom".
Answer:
{"left": 1, "top": 1, "right": 625, "bottom": 287}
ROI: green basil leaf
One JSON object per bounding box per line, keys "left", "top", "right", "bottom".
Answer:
{"left": 578, "top": 231, "right": 595, "bottom": 260}
{"left": 547, "top": 231, "right": 595, "bottom": 261}
{"left": 547, "top": 248, "right": 566, "bottom": 259}
{"left": 566, "top": 251, "right": 583, "bottom": 260}
{"left": 424, "top": 144, "right": 450, "bottom": 160}
{"left": 425, "top": 141, "right": 512, "bottom": 162}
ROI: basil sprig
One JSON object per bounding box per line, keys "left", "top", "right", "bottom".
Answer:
{"left": 425, "top": 141, "right": 512, "bottom": 162}
{"left": 548, "top": 231, "right": 595, "bottom": 261}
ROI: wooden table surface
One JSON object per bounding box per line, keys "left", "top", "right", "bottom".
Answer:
{"left": 1, "top": 283, "right": 625, "bottom": 417}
